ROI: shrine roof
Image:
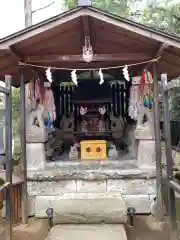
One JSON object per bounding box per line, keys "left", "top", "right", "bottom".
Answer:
{"left": 0, "top": 6, "right": 180, "bottom": 86}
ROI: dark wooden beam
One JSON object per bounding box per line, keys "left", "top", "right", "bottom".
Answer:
{"left": 25, "top": 53, "right": 151, "bottom": 63}
{"left": 9, "top": 46, "right": 24, "bottom": 60}
{"left": 155, "top": 43, "right": 169, "bottom": 58}
{"left": 82, "top": 15, "right": 90, "bottom": 37}
{"left": 80, "top": 15, "right": 94, "bottom": 53}
{"left": 145, "top": 42, "right": 170, "bottom": 69}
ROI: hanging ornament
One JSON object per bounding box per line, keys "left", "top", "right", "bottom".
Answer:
{"left": 122, "top": 65, "right": 130, "bottom": 81}
{"left": 71, "top": 70, "right": 78, "bottom": 85}
{"left": 82, "top": 36, "right": 93, "bottom": 63}
{"left": 141, "top": 69, "right": 153, "bottom": 90}
{"left": 141, "top": 69, "right": 154, "bottom": 109}
{"left": 99, "top": 106, "right": 106, "bottom": 115}
{"left": 80, "top": 106, "right": 87, "bottom": 115}
{"left": 45, "top": 67, "right": 52, "bottom": 83}
{"left": 99, "top": 69, "right": 104, "bottom": 85}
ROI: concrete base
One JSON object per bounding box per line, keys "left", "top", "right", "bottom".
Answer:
{"left": 46, "top": 224, "right": 127, "bottom": 240}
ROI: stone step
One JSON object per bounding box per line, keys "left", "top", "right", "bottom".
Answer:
{"left": 27, "top": 160, "right": 156, "bottom": 181}
{"left": 27, "top": 178, "right": 156, "bottom": 196}
{"left": 35, "top": 193, "right": 127, "bottom": 224}
{"left": 45, "top": 224, "right": 127, "bottom": 240}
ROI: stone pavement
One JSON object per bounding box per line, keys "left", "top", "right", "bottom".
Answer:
{"left": 46, "top": 224, "right": 127, "bottom": 240}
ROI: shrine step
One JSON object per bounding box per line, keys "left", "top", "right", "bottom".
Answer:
{"left": 45, "top": 224, "right": 127, "bottom": 240}
{"left": 26, "top": 161, "right": 156, "bottom": 218}
{"left": 35, "top": 193, "right": 127, "bottom": 224}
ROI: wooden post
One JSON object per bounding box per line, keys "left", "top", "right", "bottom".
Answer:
{"left": 20, "top": 66, "right": 28, "bottom": 225}
{"left": 153, "top": 63, "right": 164, "bottom": 220}
{"left": 5, "top": 75, "right": 12, "bottom": 240}
{"left": 161, "top": 73, "right": 177, "bottom": 240}
{"left": 23, "top": 0, "right": 32, "bottom": 225}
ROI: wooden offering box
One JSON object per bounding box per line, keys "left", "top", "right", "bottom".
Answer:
{"left": 80, "top": 140, "right": 107, "bottom": 160}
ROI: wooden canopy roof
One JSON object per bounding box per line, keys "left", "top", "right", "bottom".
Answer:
{"left": 1, "top": 6, "right": 180, "bottom": 86}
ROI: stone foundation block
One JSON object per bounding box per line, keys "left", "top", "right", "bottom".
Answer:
{"left": 35, "top": 193, "right": 127, "bottom": 224}
{"left": 27, "top": 180, "right": 76, "bottom": 196}
{"left": 28, "top": 196, "right": 36, "bottom": 217}
{"left": 77, "top": 180, "right": 106, "bottom": 193}
{"left": 107, "top": 179, "right": 156, "bottom": 195}
{"left": 137, "top": 139, "right": 156, "bottom": 167}
{"left": 46, "top": 224, "right": 127, "bottom": 240}
{"left": 27, "top": 162, "right": 157, "bottom": 181}
{"left": 123, "top": 194, "right": 151, "bottom": 213}
{"left": 26, "top": 143, "right": 46, "bottom": 169}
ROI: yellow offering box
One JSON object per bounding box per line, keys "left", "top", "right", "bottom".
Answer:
{"left": 80, "top": 140, "right": 107, "bottom": 160}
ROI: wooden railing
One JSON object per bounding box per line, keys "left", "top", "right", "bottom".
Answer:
{"left": 161, "top": 75, "right": 180, "bottom": 240}
{"left": 0, "top": 76, "right": 13, "bottom": 240}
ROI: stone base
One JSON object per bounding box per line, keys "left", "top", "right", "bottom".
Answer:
{"left": 27, "top": 177, "right": 156, "bottom": 217}
{"left": 46, "top": 224, "right": 127, "bottom": 240}
{"left": 27, "top": 160, "right": 156, "bottom": 180}
{"left": 35, "top": 193, "right": 127, "bottom": 224}
{"left": 26, "top": 129, "right": 48, "bottom": 143}
{"left": 26, "top": 161, "right": 156, "bottom": 218}
{"left": 137, "top": 139, "right": 156, "bottom": 167}
{"left": 27, "top": 179, "right": 156, "bottom": 196}
{"left": 26, "top": 143, "right": 46, "bottom": 169}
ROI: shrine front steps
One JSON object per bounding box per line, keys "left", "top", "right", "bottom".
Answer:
{"left": 26, "top": 160, "right": 156, "bottom": 219}
{"left": 35, "top": 193, "right": 127, "bottom": 224}
{"left": 45, "top": 224, "right": 127, "bottom": 240}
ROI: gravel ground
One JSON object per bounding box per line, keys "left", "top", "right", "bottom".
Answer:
{"left": 126, "top": 216, "right": 175, "bottom": 240}
{"left": 0, "top": 216, "right": 178, "bottom": 240}
{"left": 0, "top": 218, "right": 49, "bottom": 240}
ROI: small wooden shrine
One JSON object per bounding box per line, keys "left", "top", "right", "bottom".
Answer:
{"left": 72, "top": 80, "right": 112, "bottom": 137}
{"left": 1, "top": 4, "right": 180, "bottom": 226}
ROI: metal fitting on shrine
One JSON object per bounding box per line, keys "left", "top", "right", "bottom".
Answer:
{"left": 127, "top": 207, "right": 136, "bottom": 227}
{"left": 46, "top": 207, "right": 54, "bottom": 227}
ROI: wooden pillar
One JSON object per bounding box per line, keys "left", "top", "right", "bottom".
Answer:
{"left": 23, "top": 0, "right": 31, "bottom": 225}
{"left": 20, "top": 66, "right": 28, "bottom": 224}
{"left": 32, "top": 68, "right": 36, "bottom": 98}
{"left": 161, "top": 73, "right": 177, "bottom": 240}
{"left": 152, "top": 63, "right": 164, "bottom": 220}
{"left": 5, "top": 75, "right": 13, "bottom": 240}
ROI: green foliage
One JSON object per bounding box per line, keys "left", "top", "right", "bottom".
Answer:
{"left": 169, "top": 86, "right": 180, "bottom": 119}
{"left": 63, "top": 0, "right": 180, "bottom": 33}
{"left": 65, "top": 0, "right": 76, "bottom": 9}
{"left": 63, "top": 0, "right": 142, "bottom": 17}
{"left": 141, "top": 0, "right": 180, "bottom": 34}
{"left": 0, "top": 87, "right": 20, "bottom": 137}
{"left": 0, "top": 87, "right": 21, "bottom": 160}
{"left": 11, "top": 88, "right": 21, "bottom": 162}
{"left": 0, "top": 178, "right": 5, "bottom": 186}
{"left": 12, "top": 88, "right": 20, "bottom": 137}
